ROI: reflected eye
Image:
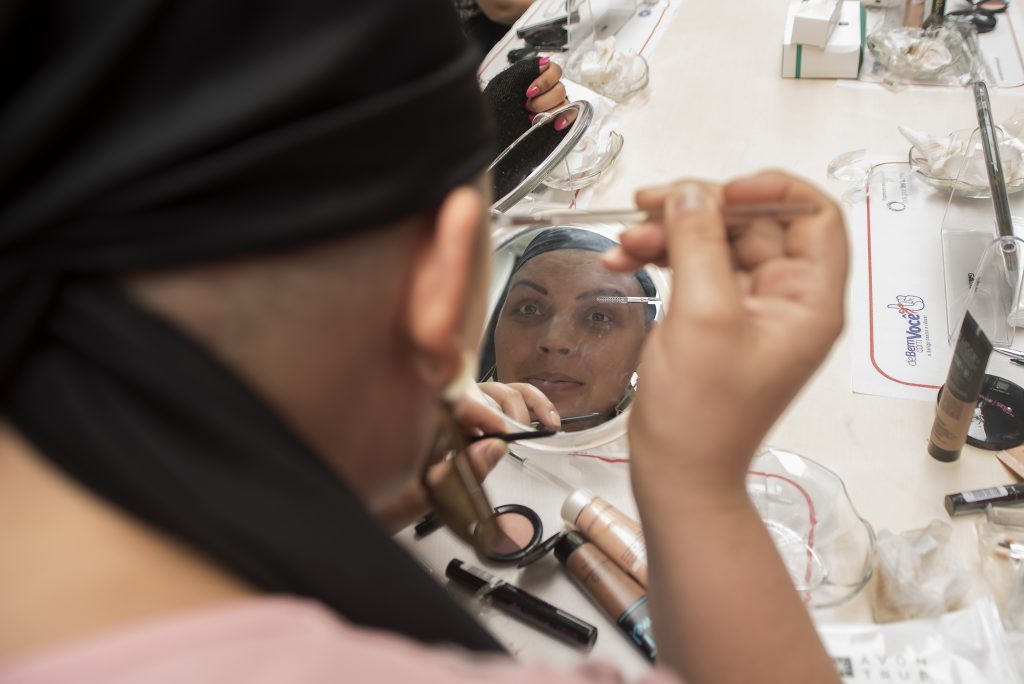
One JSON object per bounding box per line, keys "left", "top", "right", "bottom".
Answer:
{"left": 518, "top": 302, "right": 541, "bottom": 316}
{"left": 589, "top": 311, "right": 609, "bottom": 323}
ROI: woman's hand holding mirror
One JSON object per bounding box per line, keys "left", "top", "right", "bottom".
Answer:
{"left": 525, "top": 59, "right": 572, "bottom": 130}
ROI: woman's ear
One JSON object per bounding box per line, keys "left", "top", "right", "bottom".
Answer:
{"left": 405, "top": 185, "right": 487, "bottom": 389}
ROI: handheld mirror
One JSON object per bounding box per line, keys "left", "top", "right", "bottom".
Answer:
{"left": 489, "top": 100, "right": 593, "bottom": 213}
{"left": 477, "top": 224, "right": 667, "bottom": 451}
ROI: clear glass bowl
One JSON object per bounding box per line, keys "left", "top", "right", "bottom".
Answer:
{"left": 543, "top": 130, "right": 624, "bottom": 191}
{"left": 866, "top": 26, "right": 965, "bottom": 80}
{"left": 909, "top": 127, "right": 1024, "bottom": 199}
{"left": 747, "top": 447, "right": 876, "bottom": 608}
{"left": 563, "top": 44, "right": 649, "bottom": 102}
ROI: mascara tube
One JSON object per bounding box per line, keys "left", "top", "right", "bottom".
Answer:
{"left": 554, "top": 531, "right": 657, "bottom": 662}
{"left": 944, "top": 482, "right": 1024, "bottom": 515}
{"left": 445, "top": 559, "right": 597, "bottom": 649}
{"left": 929, "top": 312, "right": 993, "bottom": 462}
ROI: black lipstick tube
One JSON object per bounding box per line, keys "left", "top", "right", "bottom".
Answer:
{"left": 446, "top": 559, "right": 597, "bottom": 649}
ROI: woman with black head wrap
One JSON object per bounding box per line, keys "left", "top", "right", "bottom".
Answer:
{"left": 0, "top": 1, "right": 851, "bottom": 683}
{"left": 0, "top": 0, "right": 511, "bottom": 662}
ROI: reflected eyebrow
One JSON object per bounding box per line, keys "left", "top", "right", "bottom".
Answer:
{"left": 509, "top": 280, "right": 548, "bottom": 295}
{"left": 577, "top": 288, "right": 626, "bottom": 301}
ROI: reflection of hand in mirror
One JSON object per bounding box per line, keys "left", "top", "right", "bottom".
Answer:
{"left": 477, "top": 380, "right": 562, "bottom": 429}
{"left": 525, "top": 59, "right": 572, "bottom": 130}
{"left": 480, "top": 228, "right": 656, "bottom": 432}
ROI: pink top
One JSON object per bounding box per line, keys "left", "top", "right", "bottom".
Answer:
{"left": 0, "top": 597, "right": 679, "bottom": 684}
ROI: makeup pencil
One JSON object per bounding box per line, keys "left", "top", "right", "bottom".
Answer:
{"left": 493, "top": 202, "right": 819, "bottom": 228}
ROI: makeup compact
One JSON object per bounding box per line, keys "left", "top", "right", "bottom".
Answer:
{"left": 935, "top": 374, "right": 1024, "bottom": 451}
{"left": 417, "top": 501, "right": 566, "bottom": 565}
{"left": 488, "top": 504, "right": 545, "bottom": 563}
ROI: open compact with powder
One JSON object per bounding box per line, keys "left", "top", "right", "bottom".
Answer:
{"left": 488, "top": 503, "right": 546, "bottom": 563}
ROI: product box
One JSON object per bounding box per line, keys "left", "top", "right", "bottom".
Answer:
{"left": 791, "top": 0, "right": 842, "bottom": 48}
{"left": 782, "top": 0, "right": 864, "bottom": 79}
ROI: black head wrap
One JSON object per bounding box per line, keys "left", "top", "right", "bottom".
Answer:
{"left": 477, "top": 227, "right": 657, "bottom": 380}
{"left": 0, "top": 0, "right": 502, "bottom": 652}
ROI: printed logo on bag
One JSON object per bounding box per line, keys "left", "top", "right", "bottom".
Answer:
{"left": 887, "top": 295, "right": 932, "bottom": 367}
{"left": 832, "top": 653, "right": 930, "bottom": 681}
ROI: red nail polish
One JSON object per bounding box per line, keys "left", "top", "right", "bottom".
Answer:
{"left": 554, "top": 117, "right": 568, "bottom": 131}
{"left": 539, "top": 56, "right": 550, "bottom": 66}
{"left": 526, "top": 85, "right": 540, "bottom": 98}
{"left": 528, "top": 113, "right": 536, "bottom": 123}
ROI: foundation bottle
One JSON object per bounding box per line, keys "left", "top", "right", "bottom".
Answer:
{"left": 554, "top": 531, "right": 656, "bottom": 662}
{"left": 562, "top": 488, "right": 647, "bottom": 586}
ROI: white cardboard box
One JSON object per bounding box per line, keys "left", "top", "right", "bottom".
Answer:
{"left": 782, "top": 0, "right": 864, "bottom": 79}
{"left": 792, "top": 0, "right": 842, "bottom": 48}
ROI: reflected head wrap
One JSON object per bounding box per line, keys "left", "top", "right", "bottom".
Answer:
{"left": 0, "top": 0, "right": 501, "bottom": 652}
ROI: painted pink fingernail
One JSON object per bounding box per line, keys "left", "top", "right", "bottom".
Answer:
{"left": 539, "top": 56, "right": 550, "bottom": 66}
{"left": 554, "top": 117, "right": 568, "bottom": 131}
{"left": 526, "top": 85, "right": 540, "bottom": 98}
{"left": 527, "top": 113, "right": 536, "bottom": 123}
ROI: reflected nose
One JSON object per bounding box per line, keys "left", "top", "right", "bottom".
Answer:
{"left": 537, "top": 317, "right": 576, "bottom": 355}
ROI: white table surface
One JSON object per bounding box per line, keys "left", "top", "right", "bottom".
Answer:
{"left": 396, "top": 1, "right": 1024, "bottom": 678}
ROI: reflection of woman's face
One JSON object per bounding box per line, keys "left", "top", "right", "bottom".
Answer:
{"left": 493, "top": 249, "right": 648, "bottom": 423}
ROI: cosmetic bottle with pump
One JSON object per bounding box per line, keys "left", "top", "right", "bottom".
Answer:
{"left": 562, "top": 489, "right": 647, "bottom": 586}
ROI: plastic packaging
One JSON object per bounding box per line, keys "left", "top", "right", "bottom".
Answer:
{"left": 817, "top": 598, "right": 1023, "bottom": 684}
{"left": 977, "top": 505, "right": 1024, "bottom": 629}
{"left": 827, "top": 148, "right": 871, "bottom": 203}
{"left": 870, "top": 520, "right": 972, "bottom": 622}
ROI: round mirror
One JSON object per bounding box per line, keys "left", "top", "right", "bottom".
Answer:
{"left": 477, "top": 225, "right": 667, "bottom": 448}
{"left": 488, "top": 100, "right": 593, "bottom": 213}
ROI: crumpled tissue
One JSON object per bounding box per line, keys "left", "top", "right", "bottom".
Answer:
{"left": 870, "top": 520, "right": 972, "bottom": 623}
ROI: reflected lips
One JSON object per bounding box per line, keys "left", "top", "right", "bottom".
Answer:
{"left": 524, "top": 372, "right": 583, "bottom": 394}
